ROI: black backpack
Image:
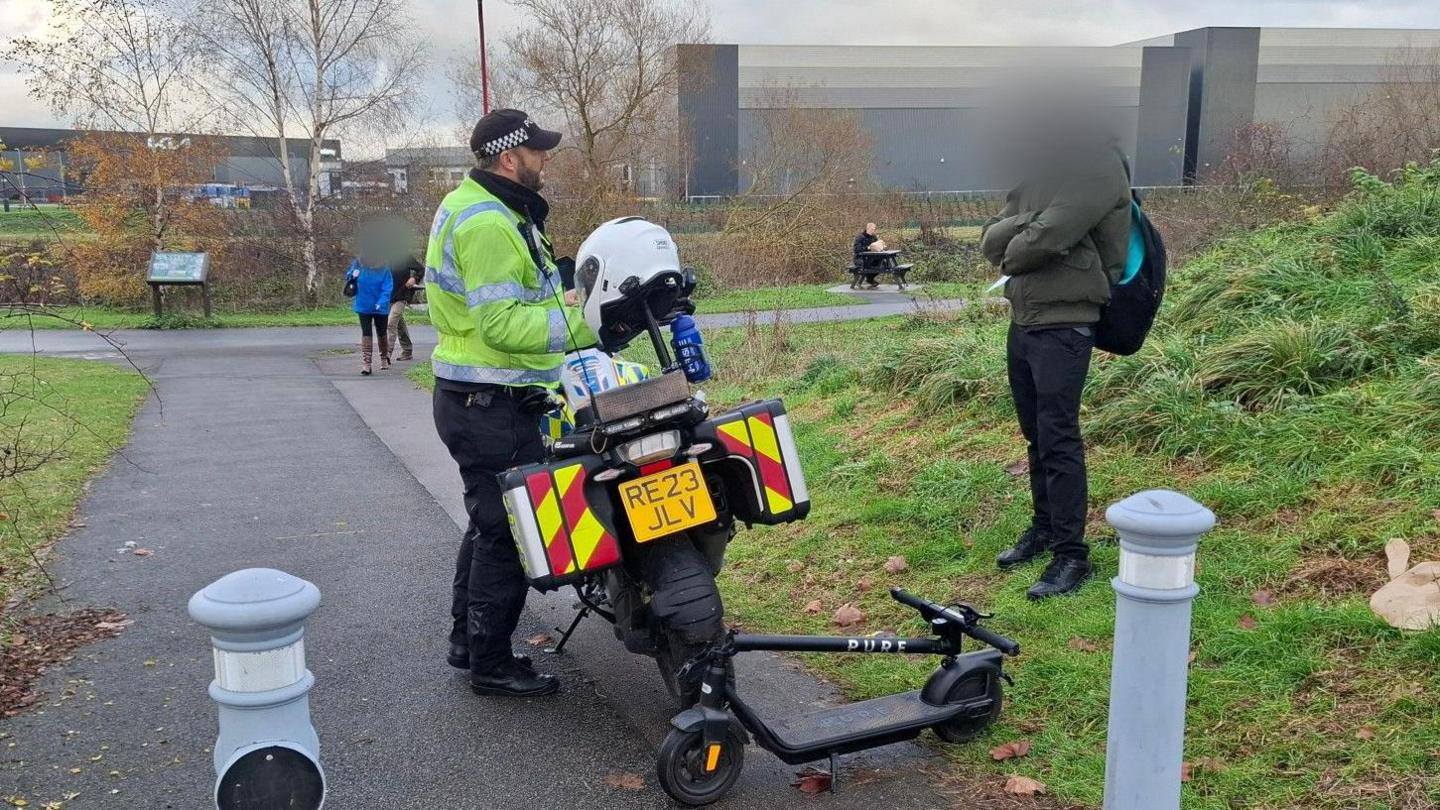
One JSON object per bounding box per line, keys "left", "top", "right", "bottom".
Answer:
{"left": 1094, "top": 189, "right": 1167, "bottom": 355}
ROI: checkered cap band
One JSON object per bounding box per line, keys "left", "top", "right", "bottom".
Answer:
{"left": 479, "top": 119, "right": 534, "bottom": 156}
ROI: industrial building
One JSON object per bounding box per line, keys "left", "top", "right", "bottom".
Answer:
{"left": 0, "top": 127, "right": 343, "bottom": 203}
{"left": 677, "top": 27, "right": 1440, "bottom": 195}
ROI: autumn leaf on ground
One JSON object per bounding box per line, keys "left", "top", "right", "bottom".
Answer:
{"left": 1251, "top": 590, "right": 1276, "bottom": 606}
{"left": 1003, "top": 775, "right": 1047, "bottom": 796}
{"left": 1355, "top": 726, "right": 1376, "bottom": 740}
{"left": 1195, "top": 757, "right": 1224, "bottom": 774}
{"left": 603, "top": 772, "right": 645, "bottom": 790}
{"left": 1066, "top": 637, "right": 1098, "bottom": 653}
{"left": 833, "top": 603, "right": 865, "bottom": 627}
{"left": 1004, "top": 459, "right": 1029, "bottom": 476}
{"left": 524, "top": 634, "right": 551, "bottom": 647}
{"left": 883, "top": 556, "right": 907, "bottom": 574}
{"left": 802, "top": 600, "right": 823, "bottom": 615}
{"left": 786, "top": 560, "right": 805, "bottom": 574}
{"left": 1181, "top": 762, "right": 1193, "bottom": 782}
{"left": 856, "top": 575, "right": 874, "bottom": 593}
{"left": 131, "top": 548, "right": 153, "bottom": 557}
{"left": 1237, "top": 614, "right": 1258, "bottom": 630}
{"left": 990, "top": 740, "right": 1032, "bottom": 761}
{"left": 793, "top": 765, "right": 832, "bottom": 794}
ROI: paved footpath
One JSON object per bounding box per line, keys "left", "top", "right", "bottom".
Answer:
{"left": 0, "top": 311, "right": 961, "bottom": 809}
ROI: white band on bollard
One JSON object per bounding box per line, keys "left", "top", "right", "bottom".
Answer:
{"left": 1117, "top": 550, "right": 1195, "bottom": 590}
{"left": 213, "top": 640, "right": 306, "bottom": 693}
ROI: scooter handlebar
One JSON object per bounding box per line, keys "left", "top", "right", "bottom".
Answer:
{"left": 889, "top": 588, "right": 1021, "bottom": 656}
{"left": 965, "top": 623, "right": 1021, "bottom": 657}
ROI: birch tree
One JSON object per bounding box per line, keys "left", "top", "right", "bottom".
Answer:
{"left": 191, "top": 0, "right": 423, "bottom": 301}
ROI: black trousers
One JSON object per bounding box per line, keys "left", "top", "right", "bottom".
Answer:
{"left": 357, "top": 312, "right": 389, "bottom": 337}
{"left": 433, "top": 386, "right": 546, "bottom": 672}
{"left": 1006, "top": 323, "right": 1094, "bottom": 560}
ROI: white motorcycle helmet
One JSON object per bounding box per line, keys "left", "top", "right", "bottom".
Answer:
{"left": 574, "top": 217, "right": 693, "bottom": 350}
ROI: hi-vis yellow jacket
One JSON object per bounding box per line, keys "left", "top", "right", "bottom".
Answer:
{"left": 424, "top": 176, "right": 595, "bottom": 386}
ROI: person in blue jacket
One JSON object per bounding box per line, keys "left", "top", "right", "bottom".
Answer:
{"left": 345, "top": 255, "right": 395, "bottom": 375}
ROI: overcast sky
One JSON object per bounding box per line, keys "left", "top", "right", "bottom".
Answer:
{"left": 5, "top": 0, "right": 1440, "bottom": 155}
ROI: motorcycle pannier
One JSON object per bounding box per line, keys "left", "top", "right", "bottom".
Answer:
{"left": 501, "top": 454, "right": 624, "bottom": 591}
{"left": 696, "top": 399, "right": 811, "bottom": 525}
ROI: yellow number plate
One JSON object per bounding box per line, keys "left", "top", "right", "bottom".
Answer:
{"left": 620, "top": 461, "right": 717, "bottom": 543}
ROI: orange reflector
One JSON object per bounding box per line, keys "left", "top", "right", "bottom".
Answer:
{"left": 704, "top": 743, "right": 722, "bottom": 772}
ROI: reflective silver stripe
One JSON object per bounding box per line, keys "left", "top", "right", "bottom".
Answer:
{"left": 428, "top": 205, "right": 453, "bottom": 240}
{"left": 424, "top": 265, "right": 464, "bottom": 296}
{"left": 546, "top": 308, "right": 570, "bottom": 353}
{"left": 432, "top": 359, "right": 561, "bottom": 385}
{"left": 467, "top": 281, "right": 527, "bottom": 307}
{"left": 464, "top": 282, "right": 558, "bottom": 309}
{"left": 434, "top": 201, "right": 519, "bottom": 299}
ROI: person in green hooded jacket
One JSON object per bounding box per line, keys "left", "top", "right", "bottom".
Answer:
{"left": 980, "top": 115, "right": 1131, "bottom": 600}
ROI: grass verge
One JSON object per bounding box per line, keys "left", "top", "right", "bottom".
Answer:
{"left": 701, "top": 165, "right": 1440, "bottom": 809}
{"left": 406, "top": 163, "right": 1440, "bottom": 808}
{"left": 0, "top": 356, "right": 147, "bottom": 614}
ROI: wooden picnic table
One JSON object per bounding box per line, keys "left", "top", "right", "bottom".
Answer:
{"left": 849, "top": 250, "right": 913, "bottom": 289}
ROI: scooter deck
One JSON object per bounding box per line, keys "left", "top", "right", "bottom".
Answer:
{"left": 763, "top": 689, "right": 964, "bottom": 755}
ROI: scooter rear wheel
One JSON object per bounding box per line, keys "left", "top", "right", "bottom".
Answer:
{"left": 932, "top": 670, "right": 1004, "bottom": 743}
{"left": 656, "top": 726, "right": 746, "bottom": 806}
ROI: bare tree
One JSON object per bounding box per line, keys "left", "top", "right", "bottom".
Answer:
{"left": 7, "top": 0, "right": 198, "bottom": 134}
{"left": 447, "top": 53, "right": 516, "bottom": 143}
{"left": 501, "top": 0, "right": 709, "bottom": 197}
{"left": 189, "top": 0, "right": 424, "bottom": 301}
{"left": 8, "top": 0, "right": 202, "bottom": 255}
{"left": 1321, "top": 47, "right": 1440, "bottom": 185}
{"left": 694, "top": 92, "right": 883, "bottom": 286}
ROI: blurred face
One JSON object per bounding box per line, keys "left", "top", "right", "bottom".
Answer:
{"left": 865, "top": 223, "right": 877, "bottom": 235}
{"left": 502, "top": 145, "right": 551, "bottom": 191}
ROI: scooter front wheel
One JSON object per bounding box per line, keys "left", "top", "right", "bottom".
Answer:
{"left": 932, "top": 670, "right": 1004, "bottom": 743}
{"left": 656, "top": 726, "right": 746, "bottom": 806}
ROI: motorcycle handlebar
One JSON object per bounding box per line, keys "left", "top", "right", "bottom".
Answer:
{"left": 889, "top": 588, "right": 1021, "bottom": 657}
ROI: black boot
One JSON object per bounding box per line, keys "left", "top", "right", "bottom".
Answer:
{"left": 470, "top": 660, "right": 559, "bottom": 697}
{"left": 996, "top": 526, "right": 1052, "bottom": 569}
{"left": 1026, "top": 556, "right": 1094, "bottom": 600}
{"left": 448, "top": 643, "right": 532, "bottom": 670}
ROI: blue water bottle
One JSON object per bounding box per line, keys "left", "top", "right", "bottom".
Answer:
{"left": 669, "top": 314, "right": 712, "bottom": 383}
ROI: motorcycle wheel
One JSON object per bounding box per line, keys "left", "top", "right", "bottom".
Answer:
{"left": 932, "top": 670, "right": 1004, "bottom": 743}
{"left": 656, "top": 726, "right": 746, "bottom": 807}
{"left": 644, "top": 540, "right": 726, "bottom": 706}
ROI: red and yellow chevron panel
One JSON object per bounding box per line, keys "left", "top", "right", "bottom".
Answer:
{"left": 525, "top": 464, "right": 621, "bottom": 577}
{"left": 716, "top": 412, "right": 795, "bottom": 516}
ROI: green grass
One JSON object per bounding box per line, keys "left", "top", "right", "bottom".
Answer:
{"left": 0, "top": 356, "right": 148, "bottom": 612}
{"left": 695, "top": 286, "right": 856, "bottom": 313}
{"left": 692, "top": 164, "right": 1440, "bottom": 809}
{"left": 0, "top": 207, "right": 87, "bottom": 241}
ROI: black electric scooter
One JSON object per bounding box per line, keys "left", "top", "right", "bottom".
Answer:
{"left": 655, "top": 588, "right": 1022, "bottom": 805}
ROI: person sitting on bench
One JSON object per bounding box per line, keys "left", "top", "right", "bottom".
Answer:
{"left": 853, "top": 223, "right": 887, "bottom": 287}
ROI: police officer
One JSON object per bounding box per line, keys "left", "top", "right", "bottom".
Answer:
{"left": 428, "top": 109, "right": 596, "bottom": 697}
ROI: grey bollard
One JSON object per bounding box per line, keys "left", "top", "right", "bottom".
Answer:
{"left": 1102, "top": 490, "right": 1215, "bottom": 810}
{"left": 188, "top": 568, "right": 326, "bottom": 810}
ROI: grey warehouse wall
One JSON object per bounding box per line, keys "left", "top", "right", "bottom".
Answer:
{"left": 677, "top": 44, "right": 739, "bottom": 196}
{"left": 1134, "top": 46, "right": 1191, "bottom": 186}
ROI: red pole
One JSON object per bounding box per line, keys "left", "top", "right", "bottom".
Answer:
{"left": 477, "top": 0, "right": 490, "bottom": 113}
